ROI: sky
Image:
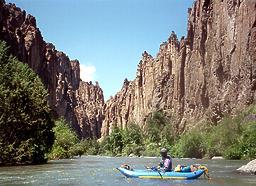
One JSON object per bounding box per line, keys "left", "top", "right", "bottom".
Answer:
{"left": 7, "top": 0, "right": 194, "bottom": 100}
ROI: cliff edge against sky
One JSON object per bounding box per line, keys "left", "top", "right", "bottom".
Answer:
{"left": 101, "top": 0, "right": 256, "bottom": 136}
{"left": 0, "top": 0, "right": 255, "bottom": 139}
{"left": 0, "top": 0, "right": 104, "bottom": 138}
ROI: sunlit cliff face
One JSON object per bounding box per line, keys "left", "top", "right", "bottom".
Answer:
{"left": 101, "top": 0, "right": 256, "bottom": 137}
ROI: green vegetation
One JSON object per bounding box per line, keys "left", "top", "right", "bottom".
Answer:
{"left": 97, "top": 112, "right": 176, "bottom": 157}
{"left": 49, "top": 118, "right": 103, "bottom": 159}
{"left": 48, "top": 118, "right": 79, "bottom": 159}
{"left": 172, "top": 130, "right": 206, "bottom": 159}
{"left": 145, "top": 112, "right": 175, "bottom": 147}
{"left": 172, "top": 106, "right": 256, "bottom": 160}
{"left": 68, "top": 107, "right": 256, "bottom": 160}
{"left": 99, "top": 123, "right": 145, "bottom": 156}
{"left": 0, "top": 41, "right": 54, "bottom": 165}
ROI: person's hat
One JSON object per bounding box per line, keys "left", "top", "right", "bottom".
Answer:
{"left": 160, "top": 148, "right": 168, "bottom": 153}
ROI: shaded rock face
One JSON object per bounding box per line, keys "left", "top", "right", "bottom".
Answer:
{"left": 101, "top": 0, "right": 256, "bottom": 136}
{"left": 0, "top": 1, "right": 104, "bottom": 138}
{"left": 75, "top": 81, "right": 104, "bottom": 138}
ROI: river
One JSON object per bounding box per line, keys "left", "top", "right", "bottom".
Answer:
{"left": 0, "top": 156, "right": 255, "bottom": 186}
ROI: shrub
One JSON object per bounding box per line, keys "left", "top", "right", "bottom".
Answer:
{"left": 69, "top": 143, "right": 84, "bottom": 157}
{"left": 239, "top": 121, "right": 256, "bottom": 159}
{"left": 123, "top": 123, "right": 143, "bottom": 146}
{"left": 121, "top": 123, "right": 145, "bottom": 156}
{"left": 98, "top": 136, "right": 112, "bottom": 155}
{"left": 122, "top": 143, "right": 145, "bottom": 156}
{"left": 172, "top": 131, "right": 206, "bottom": 158}
{"left": 82, "top": 139, "right": 100, "bottom": 155}
{"left": 204, "top": 106, "right": 256, "bottom": 160}
{"left": 142, "top": 142, "right": 159, "bottom": 157}
{"left": 204, "top": 116, "right": 242, "bottom": 158}
{"left": 223, "top": 121, "right": 256, "bottom": 160}
{"left": 223, "top": 143, "right": 243, "bottom": 160}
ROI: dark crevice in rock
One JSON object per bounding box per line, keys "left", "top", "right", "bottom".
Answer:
{"left": 203, "top": 0, "right": 211, "bottom": 11}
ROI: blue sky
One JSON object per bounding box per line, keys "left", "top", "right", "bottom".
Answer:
{"left": 7, "top": 0, "right": 194, "bottom": 99}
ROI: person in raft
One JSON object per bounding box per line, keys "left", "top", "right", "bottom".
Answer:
{"left": 159, "top": 148, "right": 172, "bottom": 172}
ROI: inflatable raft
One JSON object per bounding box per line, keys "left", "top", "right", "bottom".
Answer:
{"left": 116, "top": 165, "right": 208, "bottom": 180}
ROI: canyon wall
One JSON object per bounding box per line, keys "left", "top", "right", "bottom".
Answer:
{"left": 1, "top": 0, "right": 255, "bottom": 139}
{"left": 0, "top": 1, "right": 104, "bottom": 138}
{"left": 101, "top": 0, "right": 256, "bottom": 136}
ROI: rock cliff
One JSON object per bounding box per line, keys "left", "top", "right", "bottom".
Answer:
{"left": 1, "top": 0, "right": 255, "bottom": 139}
{"left": 101, "top": 0, "right": 256, "bottom": 136}
{"left": 0, "top": 0, "right": 104, "bottom": 138}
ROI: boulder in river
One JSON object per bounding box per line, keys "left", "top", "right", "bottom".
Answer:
{"left": 212, "top": 156, "right": 224, "bottom": 160}
{"left": 237, "top": 159, "right": 256, "bottom": 175}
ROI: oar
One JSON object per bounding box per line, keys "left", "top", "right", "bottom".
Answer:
{"left": 145, "top": 166, "right": 163, "bottom": 179}
{"left": 204, "top": 171, "right": 210, "bottom": 179}
{"left": 198, "top": 165, "right": 211, "bottom": 179}
{"left": 157, "top": 170, "right": 163, "bottom": 179}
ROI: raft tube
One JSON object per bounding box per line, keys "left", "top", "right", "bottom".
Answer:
{"left": 116, "top": 167, "right": 205, "bottom": 180}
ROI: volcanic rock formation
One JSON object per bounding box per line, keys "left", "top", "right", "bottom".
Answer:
{"left": 101, "top": 0, "right": 256, "bottom": 137}
{"left": 0, "top": 0, "right": 104, "bottom": 138}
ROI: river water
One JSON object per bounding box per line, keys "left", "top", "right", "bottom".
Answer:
{"left": 0, "top": 156, "right": 255, "bottom": 186}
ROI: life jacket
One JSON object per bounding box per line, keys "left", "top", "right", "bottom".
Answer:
{"left": 161, "top": 156, "right": 172, "bottom": 171}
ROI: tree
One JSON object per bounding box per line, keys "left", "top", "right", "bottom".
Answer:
{"left": 122, "top": 123, "right": 145, "bottom": 156}
{"left": 109, "top": 126, "right": 124, "bottom": 155}
{"left": 123, "top": 123, "right": 143, "bottom": 145}
{"left": 145, "top": 111, "right": 175, "bottom": 146}
{"left": 0, "top": 41, "right": 54, "bottom": 165}
{"left": 48, "top": 118, "right": 79, "bottom": 159}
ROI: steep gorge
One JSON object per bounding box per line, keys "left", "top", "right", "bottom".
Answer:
{"left": 0, "top": 0, "right": 104, "bottom": 138}
{"left": 1, "top": 0, "right": 256, "bottom": 139}
{"left": 101, "top": 0, "right": 256, "bottom": 136}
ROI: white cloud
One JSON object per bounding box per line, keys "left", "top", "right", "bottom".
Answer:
{"left": 80, "top": 64, "right": 96, "bottom": 82}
